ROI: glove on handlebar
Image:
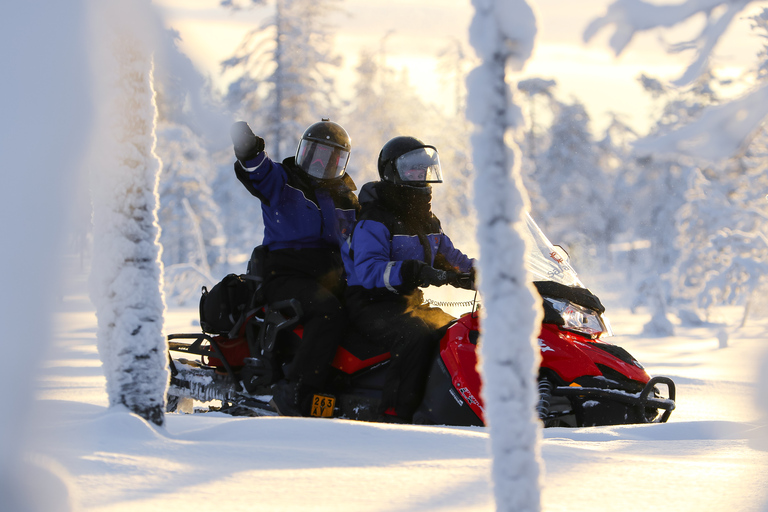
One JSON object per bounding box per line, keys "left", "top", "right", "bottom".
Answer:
{"left": 230, "top": 121, "right": 265, "bottom": 163}
{"left": 451, "top": 271, "right": 475, "bottom": 290}
{"left": 417, "top": 264, "right": 455, "bottom": 288}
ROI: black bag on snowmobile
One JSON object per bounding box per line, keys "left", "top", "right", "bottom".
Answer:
{"left": 199, "top": 273, "right": 260, "bottom": 337}
{"left": 199, "top": 246, "right": 268, "bottom": 336}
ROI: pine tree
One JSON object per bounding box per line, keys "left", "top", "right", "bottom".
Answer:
{"left": 342, "top": 44, "right": 448, "bottom": 185}
{"left": 517, "top": 78, "right": 557, "bottom": 220}
{"left": 222, "top": 0, "right": 343, "bottom": 158}
{"left": 155, "top": 122, "right": 227, "bottom": 304}
{"left": 537, "top": 99, "right": 612, "bottom": 266}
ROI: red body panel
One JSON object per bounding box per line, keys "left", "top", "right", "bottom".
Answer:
{"left": 438, "top": 313, "right": 485, "bottom": 422}
{"left": 331, "top": 347, "right": 391, "bottom": 375}
{"left": 439, "top": 312, "right": 652, "bottom": 424}
{"left": 206, "top": 336, "right": 250, "bottom": 368}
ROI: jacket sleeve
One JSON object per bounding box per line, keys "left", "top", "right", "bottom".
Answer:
{"left": 436, "top": 232, "right": 475, "bottom": 272}
{"left": 351, "top": 220, "right": 421, "bottom": 295}
{"left": 233, "top": 152, "right": 287, "bottom": 206}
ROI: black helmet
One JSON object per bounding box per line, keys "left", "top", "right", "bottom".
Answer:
{"left": 377, "top": 136, "right": 442, "bottom": 187}
{"left": 295, "top": 119, "right": 351, "bottom": 180}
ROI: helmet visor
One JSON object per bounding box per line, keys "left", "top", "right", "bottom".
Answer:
{"left": 296, "top": 139, "right": 350, "bottom": 179}
{"left": 394, "top": 146, "right": 442, "bottom": 183}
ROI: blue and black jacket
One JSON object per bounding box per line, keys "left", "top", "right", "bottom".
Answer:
{"left": 235, "top": 152, "right": 359, "bottom": 251}
{"left": 345, "top": 181, "right": 473, "bottom": 301}
{"left": 235, "top": 152, "right": 359, "bottom": 282}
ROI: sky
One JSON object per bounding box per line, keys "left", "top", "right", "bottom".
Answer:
{"left": 152, "top": 0, "right": 768, "bottom": 135}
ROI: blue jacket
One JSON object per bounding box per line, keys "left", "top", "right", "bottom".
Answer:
{"left": 345, "top": 181, "right": 473, "bottom": 299}
{"left": 235, "top": 152, "right": 359, "bottom": 252}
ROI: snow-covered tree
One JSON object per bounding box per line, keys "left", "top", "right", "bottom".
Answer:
{"left": 342, "top": 44, "right": 448, "bottom": 185}
{"left": 611, "top": 69, "right": 721, "bottom": 333}
{"left": 155, "top": 122, "right": 227, "bottom": 305}
{"left": 667, "top": 9, "right": 768, "bottom": 326}
{"left": 466, "top": 1, "right": 543, "bottom": 511}
{"left": 222, "top": 0, "right": 343, "bottom": 158}
{"left": 595, "top": 114, "right": 638, "bottom": 251}
{"left": 585, "top": 0, "right": 768, "bottom": 330}
{"left": 673, "top": 142, "right": 768, "bottom": 326}
{"left": 437, "top": 38, "right": 475, "bottom": 118}
{"left": 88, "top": 0, "right": 168, "bottom": 427}
{"left": 517, "top": 77, "right": 556, "bottom": 165}
{"left": 152, "top": 27, "right": 233, "bottom": 151}
{"left": 342, "top": 47, "right": 400, "bottom": 186}
{"left": 211, "top": 152, "right": 266, "bottom": 259}
{"left": 1, "top": 2, "right": 92, "bottom": 510}
{"left": 516, "top": 78, "right": 557, "bottom": 227}
{"left": 537, "top": 99, "right": 613, "bottom": 263}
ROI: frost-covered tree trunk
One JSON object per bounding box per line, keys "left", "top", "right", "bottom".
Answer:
{"left": 1, "top": 2, "right": 91, "bottom": 510}
{"left": 466, "top": 1, "right": 543, "bottom": 511}
{"left": 89, "top": 0, "right": 168, "bottom": 427}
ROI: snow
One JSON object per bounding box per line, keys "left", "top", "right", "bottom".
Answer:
{"left": 31, "top": 259, "right": 768, "bottom": 511}
{"left": 7, "top": 0, "right": 768, "bottom": 509}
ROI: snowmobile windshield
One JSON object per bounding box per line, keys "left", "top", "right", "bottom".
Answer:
{"left": 395, "top": 146, "right": 443, "bottom": 183}
{"left": 296, "top": 139, "right": 350, "bottom": 180}
{"left": 522, "top": 212, "right": 583, "bottom": 287}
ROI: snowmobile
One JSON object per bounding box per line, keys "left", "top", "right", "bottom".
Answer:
{"left": 166, "top": 214, "right": 676, "bottom": 427}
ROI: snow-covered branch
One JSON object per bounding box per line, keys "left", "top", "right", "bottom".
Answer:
{"left": 584, "top": 0, "right": 755, "bottom": 87}
{"left": 634, "top": 84, "right": 768, "bottom": 160}
{"left": 586, "top": 0, "right": 768, "bottom": 161}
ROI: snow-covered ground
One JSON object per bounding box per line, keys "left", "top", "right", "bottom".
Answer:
{"left": 30, "top": 261, "right": 768, "bottom": 512}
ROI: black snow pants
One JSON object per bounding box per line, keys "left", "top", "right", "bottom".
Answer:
{"left": 346, "top": 288, "right": 454, "bottom": 420}
{"left": 262, "top": 248, "right": 348, "bottom": 391}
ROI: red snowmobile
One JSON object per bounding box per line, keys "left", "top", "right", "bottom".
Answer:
{"left": 166, "top": 214, "right": 676, "bottom": 427}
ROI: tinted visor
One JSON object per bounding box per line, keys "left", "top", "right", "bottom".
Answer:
{"left": 395, "top": 146, "right": 442, "bottom": 183}
{"left": 296, "top": 139, "right": 350, "bottom": 179}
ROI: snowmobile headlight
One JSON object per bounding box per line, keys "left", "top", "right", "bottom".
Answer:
{"left": 544, "top": 297, "right": 608, "bottom": 338}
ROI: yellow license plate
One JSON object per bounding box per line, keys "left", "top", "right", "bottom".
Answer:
{"left": 310, "top": 394, "right": 336, "bottom": 418}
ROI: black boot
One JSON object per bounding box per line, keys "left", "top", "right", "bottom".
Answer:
{"left": 269, "top": 380, "right": 305, "bottom": 417}
{"left": 269, "top": 380, "right": 336, "bottom": 417}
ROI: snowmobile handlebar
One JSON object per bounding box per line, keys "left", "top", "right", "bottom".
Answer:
{"left": 449, "top": 272, "right": 475, "bottom": 291}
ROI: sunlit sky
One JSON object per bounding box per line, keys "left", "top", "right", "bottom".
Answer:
{"left": 153, "top": 0, "right": 766, "bottom": 135}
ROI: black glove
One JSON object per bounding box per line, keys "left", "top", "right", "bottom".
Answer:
{"left": 451, "top": 271, "right": 476, "bottom": 290}
{"left": 230, "top": 121, "right": 265, "bottom": 162}
{"left": 417, "top": 265, "right": 455, "bottom": 287}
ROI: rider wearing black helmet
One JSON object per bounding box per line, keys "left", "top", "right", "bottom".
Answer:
{"left": 231, "top": 119, "right": 360, "bottom": 417}
{"left": 342, "top": 135, "right": 475, "bottom": 422}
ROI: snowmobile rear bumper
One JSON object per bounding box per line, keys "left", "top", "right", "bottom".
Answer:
{"left": 554, "top": 376, "right": 676, "bottom": 423}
